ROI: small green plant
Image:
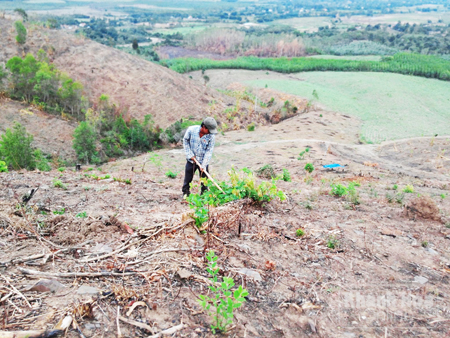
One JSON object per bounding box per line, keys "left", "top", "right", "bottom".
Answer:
{"left": 330, "top": 183, "right": 347, "bottom": 197}
{"left": 58, "top": 167, "right": 65, "bottom": 172}
{"left": 304, "top": 175, "right": 313, "bottom": 184}
{"left": 247, "top": 123, "right": 255, "bottom": 132}
{"left": 53, "top": 208, "right": 65, "bottom": 215}
{"left": 403, "top": 184, "right": 414, "bottom": 193}
{"left": 304, "top": 163, "right": 314, "bottom": 173}
{"left": 165, "top": 170, "right": 177, "bottom": 179}
{"left": 440, "top": 193, "right": 446, "bottom": 199}
{"left": 327, "top": 236, "right": 339, "bottom": 249}
{"left": 421, "top": 241, "right": 429, "bottom": 248}
{"left": 281, "top": 168, "right": 291, "bottom": 182}
{"left": 148, "top": 152, "right": 163, "bottom": 171}
{"left": 52, "top": 178, "right": 67, "bottom": 190}
{"left": 393, "top": 184, "right": 398, "bottom": 190}
{"left": 76, "top": 211, "right": 87, "bottom": 218}
{"left": 297, "top": 147, "right": 310, "bottom": 160}
{"left": 113, "top": 177, "right": 132, "bottom": 184}
{"left": 198, "top": 251, "right": 248, "bottom": 334}
{"left": 255, "top": 164, "right": 275, "bottom": 179}
{"left": 395, "top": 192, "right": 405, "bottom": 204}
{"left": 295, "top": 228, "right": 305, "bottom": 237}
{"left": 0, "top": 161, "right": 8, "bottom": 172}
{"left": 386, "top": 192, "right": 394, "bottom": 203}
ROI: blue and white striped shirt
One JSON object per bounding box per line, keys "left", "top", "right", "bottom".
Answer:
{"left": 183, "top": 125, "right": 215, "bottom": 169}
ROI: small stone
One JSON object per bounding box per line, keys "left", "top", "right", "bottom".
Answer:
{"left": 426, "top": 248, "right": 439, "bottom": 255}
{"left": 238, "top": 268, "right": 262, "bottom": 281}
{"left": 28, "top": 279, "right": 66, "bottom": 293}
{"left": 77, "top": 285, "right": 99, "bottom": 295}
{"left": 177, "top": 269, "right": 192, "bottom": 279}
{"left": 413, "top": 276, "right": 428, "bottom": 284}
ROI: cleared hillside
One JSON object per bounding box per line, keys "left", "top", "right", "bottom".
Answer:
{"left": 0, "top": 17, "right": 224, "bottom": 128}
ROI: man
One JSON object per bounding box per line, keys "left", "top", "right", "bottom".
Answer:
{"left": 182, "top": 117, "right": 218, "bottom": 198}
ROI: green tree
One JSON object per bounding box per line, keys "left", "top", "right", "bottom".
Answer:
{"left": 72, "top": 121, "right": 98, "bottom": 164}
{"left": 14, "top": 21, "right": 27, "bottom": 45}
{"left": 0, "top": 122, "right": 36, "bottom": 170}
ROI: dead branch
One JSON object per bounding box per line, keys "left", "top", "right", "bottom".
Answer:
{"left": 17, "top": 267, "right": 137, "bottom": 278}
{"left": 147, "top": 323, "right": 184, "bottom": 338}
{"left": 0, "top": 275, "right": 32, "bottom": 308}
{"left": 119, "top": 315, "right": 155, "bottom": 334}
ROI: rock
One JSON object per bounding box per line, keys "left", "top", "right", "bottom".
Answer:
{"left": 90, "top": 243, "right": 113, "bottom": 255}
{"left": 426, "top": 247, "right": 439, "bottom": 255}
{"left": 28, "top": 279, "right": 66, "bottom": 293}
{"left": 236, "top": 244, "right": 251, "bottom": 253}
{"left": 413, "top": 276, "right": 428, "bottom": 284}
{"left": 177, "top": 269, "right": 192, "bottom": 279}
{"left": 77, "top": 285, "right": 99, "bottom": 295}
{"left": 238, "top": 268, "right": 262, "bottom": 281}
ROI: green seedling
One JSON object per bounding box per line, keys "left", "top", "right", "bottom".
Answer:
{"left": 296, "top": 228, "right": 305, "bottom": 237}
{"left": 298, "top": 147, "right": 310, "bottom": 160}
{"left": 403, "top": 184, "right": 414, "bottom": 193}
{"left": 52, "top": 178, "right": 67, "bottom": 190}
{"left": 53, "top": 208, "right": 65, "bottom": 215}
{"left": 76, "top": 211, "right": 87, "bottom": 218}
{"left": 304, "top": 163, "right": 314, "bottom": 173}
{"left": 199, "top": 251, "right": 248, "bottom": 334}
{"left": 165, "top": 170, "right": 178, "bottom": 179}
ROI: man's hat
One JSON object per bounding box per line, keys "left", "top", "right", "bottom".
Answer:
{"left": 203, "top": 117, "right": 218, "bottom": 134}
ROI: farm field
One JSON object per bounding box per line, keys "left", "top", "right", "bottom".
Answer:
{"left": 306, "top": 55, "right": 383, "bottom": 61}
{"left": 341, "top": 12, "right": 450, "bottom": 25}
{"left": 269, "top": 16, "right": 334, "bottom": 32}
{"left": 247, "top": 72, "right": 450, "bottom": 143}
{"left": 198, "top": 69, "right": 450, "bottom": 143}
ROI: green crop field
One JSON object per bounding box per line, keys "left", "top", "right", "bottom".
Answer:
{"left": 246, "top": 72, "right": 450, "bottom": 143}
{"left": 306, "top": 55, "right": 383, "bottom": 61}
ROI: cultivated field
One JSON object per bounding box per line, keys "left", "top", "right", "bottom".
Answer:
{"left": 245, "top": 71, "right": 450, "bottom": 143}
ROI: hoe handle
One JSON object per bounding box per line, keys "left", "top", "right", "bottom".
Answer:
{"left": 192, "top": 158, "right": 224, "bottom": 193}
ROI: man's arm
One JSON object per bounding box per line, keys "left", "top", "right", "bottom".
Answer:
{"left": 183, "top": 128, "right": 195, "bottom": 160}
{"left": 201, "top": 136, "right": 215, "bottom": 169}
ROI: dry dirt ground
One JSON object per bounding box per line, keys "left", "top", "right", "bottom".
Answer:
{"left": 1, "top": 106, "right": 450, "bottom": 337}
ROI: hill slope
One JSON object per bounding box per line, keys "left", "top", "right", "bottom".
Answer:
{"left": 0, "top": 17, "right": 224, "bottom": 128}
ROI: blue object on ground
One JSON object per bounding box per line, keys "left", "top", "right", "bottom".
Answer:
{"left": 323, "top": 164, "right": 345, "bottom": 169}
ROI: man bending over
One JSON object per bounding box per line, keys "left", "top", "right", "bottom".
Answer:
{"left": 182, "top": 117, "right": 218, "bottom": 198}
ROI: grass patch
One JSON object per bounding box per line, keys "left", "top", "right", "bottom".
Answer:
{"left": 246, "top": 72, "right": 450, "bottom": 143}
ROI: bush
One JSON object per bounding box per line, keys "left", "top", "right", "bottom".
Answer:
{"left": 281, "top": 168, "right": 291, "bottom": 182}
{"left": 0, "top": 161, "right": 8, "bottom": 172}
{"left": 15, "top": 21, "right": 26, "bottom": 45}
{"left": 73, "top": 121, "right": 99, "bottom": 164}
{"left": 304, "top": 163, "right": 314, "bottom": 173}
{"left": 34, "top": 149, "right": 51, "bottom": 171}
{"left": 0, "top": 122, "right": 36, "bottom": 170}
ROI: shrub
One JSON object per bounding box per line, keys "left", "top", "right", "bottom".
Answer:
{"left": 187, "top": 167, "right": 286, "bottom": 227}
{"left": 165, "top": 170, "right": 177, "bottom": 179}
{"left": 256, "top": 164, "right": 275, "bottom": 179}
{"left": 247, "top": 123, "right": 255, "bottom": 131}
{"left": 15, "top": 21, "right": 26, "bottom": 45}
{"left": 0, "top": 161, "right": 8, "bottom": 172}
{"left": 403, "top": 184, "right": 414, "bottom": 193}
{"left": 0, "top": 122, "right": 36, "bottom": 170}
{"left": 281, "top": 168, "right": 291, "bottom": 182}
{"left": 34, "top": 149, "right": 51, "bottom": 171}
{"left": 73, "top": 121, "right": 99, "bottom": 164}
{"left": 304, "top": 163, "right": 314, "bottom": 173}
{"left": 330, "top": 183, "right": 347, "bottom": 197}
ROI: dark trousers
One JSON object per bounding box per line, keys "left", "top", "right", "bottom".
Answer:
{"left": 182, "top": 161, "right": 209, "bottom": 196}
